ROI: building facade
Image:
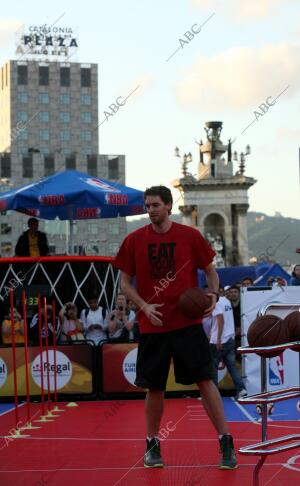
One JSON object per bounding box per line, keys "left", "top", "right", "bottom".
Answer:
{"left": 0, "top": 60, "right": 126, "bottom": 256}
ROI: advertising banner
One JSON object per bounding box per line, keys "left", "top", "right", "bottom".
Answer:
{"left": 101, "top": 343, "right": 234, "bottom": 394}
{"left": 241, "top": 286, "right": 300, "bottom": 395}
{"left": 0, "top": 344, "right": 93, "bottom": 398}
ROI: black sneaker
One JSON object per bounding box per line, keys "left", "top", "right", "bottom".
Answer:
{"left": 219, "top": 434, "right": 238, "bottom": 470}
{"left": 144, "top": 437, "right": 164, "bottom": 468}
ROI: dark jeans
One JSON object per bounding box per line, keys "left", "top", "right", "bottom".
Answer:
{"left": 210, "top": 337, "right": 244, "bottom": 391}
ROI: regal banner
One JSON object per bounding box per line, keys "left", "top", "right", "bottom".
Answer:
{"left": 0, "top": 344, "right": 94, "bottom": 398}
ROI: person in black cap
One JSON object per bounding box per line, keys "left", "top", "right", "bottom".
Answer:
{"left": 15, "top": 218, "right": 49, "bottom": 257}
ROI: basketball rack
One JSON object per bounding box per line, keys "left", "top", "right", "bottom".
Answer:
{"left": 237, "top": 303, "right": 300, "bottom": 486}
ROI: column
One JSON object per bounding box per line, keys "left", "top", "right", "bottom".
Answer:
{"left": 236, "top": 204, "right": 249, "bottom": 265}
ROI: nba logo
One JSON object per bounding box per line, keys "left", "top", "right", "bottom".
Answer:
{"left": 268, "top": 353, "right": 284, "bottom": 386}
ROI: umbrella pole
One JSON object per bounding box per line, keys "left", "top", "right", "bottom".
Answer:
{"left": 69, "top": 220, "right": 74, "bottom": 255}
{"left": 65, "top": 221, "right": 69, "bottom": 255}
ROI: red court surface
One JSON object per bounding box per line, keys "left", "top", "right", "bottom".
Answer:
{"left": 1, "top": 398, "right": 300, "bottom": 485}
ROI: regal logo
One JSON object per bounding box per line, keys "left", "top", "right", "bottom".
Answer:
{"left": 0, "top": 358, "right": 8, "bottom": 388}
{"left": 31, "top": 350, "right": 72, "bottom": 391}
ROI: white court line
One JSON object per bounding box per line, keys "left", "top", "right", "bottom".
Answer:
{"left": 231, "top": 397, "right": 257, "bottom": 423}
{"left": 0, "top": 463, "right": 288, "bottom": 474}
{"left": 0, "top": 436, "right": 259, "bottom": 442}
{"left": 0, "top": 403, "right": 25, "bottom": 417}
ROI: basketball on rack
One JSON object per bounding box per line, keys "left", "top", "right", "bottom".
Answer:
{"left": 282, "top": 311, "right": 300, "bottom": 341}
{"left": 256, "top": 403, "right": 274, "bottom": 415}
{"left": 247, "top": 315, "right": 289, "bottom": 356}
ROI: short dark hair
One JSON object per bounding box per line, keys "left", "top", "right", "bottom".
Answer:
{"left": 144, "top": 186, "right": 173, "bottom": 207}
{"left": 242, "top": 276, "right": 253, "bottom": 284}
{"left": 229, "top": 285, "right": 240, "bottom": 291}
{"left": 28, "top": 217, "right": 38, "bottom": 226}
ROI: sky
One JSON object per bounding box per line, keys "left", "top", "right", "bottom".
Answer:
{"left": 0, "top": 0, "right": 300, "bottom": 218}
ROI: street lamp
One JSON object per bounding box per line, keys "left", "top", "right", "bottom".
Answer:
{"left": 174, "top": 147, "right": 193, "bottom": 176}
{"left": 233, "top": 145, "right": 251, "bottom": 175}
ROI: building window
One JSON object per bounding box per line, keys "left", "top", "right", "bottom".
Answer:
{"left": 108, "top": 157, "right": 119, "bottom": 179}
{"left": 39, "top": 66, "right": 49, "bottom": 86}
{"left": 18, "top": 129, "right": 28, "bottom": 140}
{"left": 60, "top": 94, "right": 70, "bottom": 105}
{"left": 60, "top": 67, "right": 70, "bottom": 87}
{"left": 61, "top": 148, "right": 71, "bottom": 155}
{"left": 81, "top": 94, "right": 91, "bottom": 105}
{"left": 40, "top": 129, "right": 49, "bottom": 141}
{"left": 39, "top": 111, "right": 49, "bottom": 122}
{"left": 1, "top": 223, "right": 12, "bottom": 235}
{"left": 39, "top": 92, "right": 49, "bottom": 104}
{"left": 23, "top": 155, "right": 33, "bottom": 178}
{"left": 49, "top": 244, "right": 56, "bottom": 254}
{"left": 108, "top": 243, "right": 119, "bottom": 255}
{"left": 40, "top": 147, "right": 50, "bottom": 155}
{"left": 81, "top": 112, "right": 91, "bottom": 123}
{"left": 17, "top": 65, "right": 28, "bottom": 85}
{"left": 81, "top": 68, "right": 91, "bottom": 87}
{"left": 60, "top": 112, "right": 70, "bottom": 123}
{"left": 81, "top": 131, "right": 91, "bottom": 141}
{"left": 44, "top": 155, "right": 55, "bottom": 176}
{"left": 1, "top": 242, "right": 12, "bottom": 256}
{"left": 1, "top": 154, "right": 11, "bottom": 178}
{"left": 61, "top": 130, "right": 70, "bottom": 141}
{"left": 66, "top": 155, "right": 76, "bottom": 169}
{"left": 17, "top": 111, "right": 28, "bottom": 122}
{"left": 17, "top": 92, "right": 28, "bottom": 103}
{"left": 87, "top": 155, "right": 97, "bottom": 176}
{"left": 109, "top": 222, "right": 120, "bottom": 235}
{"left": 82, "top": 148, "right": 92, "bottom": 156}
{"left": 88, "top": 223, "right": 98, "bottom": 235}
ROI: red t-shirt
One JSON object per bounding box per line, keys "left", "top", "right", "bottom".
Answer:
{"left": 114, "top": 222, "right": 215, "bottom": 333}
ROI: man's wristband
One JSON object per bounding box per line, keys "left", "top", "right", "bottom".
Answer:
{"left": 210, "top": 291, "right": 219, "bottom": 302}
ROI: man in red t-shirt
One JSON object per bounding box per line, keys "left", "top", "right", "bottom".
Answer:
{"left": 114, "top": 185, "right": 237, "bottom": 470}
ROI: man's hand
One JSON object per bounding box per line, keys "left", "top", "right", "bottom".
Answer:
{"left": 143, "top": 303, "right": 164, "bottom": 327}
{"left": 216, "top": 341, "right": 222, "bottom": 351}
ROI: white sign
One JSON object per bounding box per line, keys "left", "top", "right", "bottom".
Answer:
{"left": 15, "top": 24, "right": 78, "bottom": 61}
{"left": 31, "top": 350, "right": 72, "bottom": 391}
{"left": 122, "top": 348, "right": 138, "bottom": 386}
{"left": 0, "top": 357, "right": 7, "bottom": 388}
{"left": 241, "top": 286, "right": 300, "bottom": 394}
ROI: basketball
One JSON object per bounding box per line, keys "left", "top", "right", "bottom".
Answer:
{"left": 247, "top": 315, "right": 289, "bottom": 357}
{"left": 282, "top": 311, "right": 300, "bottom": 341}
{"left": 178, "top": 287, "right": 211, "bottom": 319}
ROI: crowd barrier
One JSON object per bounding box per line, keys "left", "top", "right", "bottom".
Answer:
{"left": 0, "top": 256, "right": 238, "bottom": 407}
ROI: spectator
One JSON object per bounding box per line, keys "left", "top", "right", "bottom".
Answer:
{"left": 205, "top": 295, "right": 247, "bottom": 400}
{"left": 228, "top": 285, "right": 241, "bottom": 352}
{"left": 15, "top": 217, "right": 49, "bottom": 257}
{"left": 267, "top": 276, "right": 287, "bottom": 287}
{"left": 289, "top": 264, "right": 300, "bottom": 286}
{"left": 29, "top": 304, "right": 60, "bottom": 345}
{"left": 218, "top": 286, "right": 225, "bottom": 297}
{"left": 59, "top": 302, "right": 84, "bottom": 342}
{"left": 80, "top": 296, "right": 108, "bottom": 345}
{"left": 241, "top": 277, "right": 254, "bottom": 287}
{"left": 1, "top": 308, "right": 24, "bottom": 345}
{"left": 127, "top": 299, "right": 140, "bottom": 341}
{"left": 108, "top": 293, "right": 136, "bottom": 342}
{"left": 224, "top": 285, "right": 231, "bottom": 299}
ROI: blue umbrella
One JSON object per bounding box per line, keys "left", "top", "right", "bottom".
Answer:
{"left": 0, "top": 170, "right": 146, "bottom": 253}
{"left": 0, "top": 170, "right": 146, "bottom": 219}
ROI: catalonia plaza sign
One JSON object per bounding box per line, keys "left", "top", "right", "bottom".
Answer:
{"left": 15, "top": 24, "right": 79, "bottom": 61}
